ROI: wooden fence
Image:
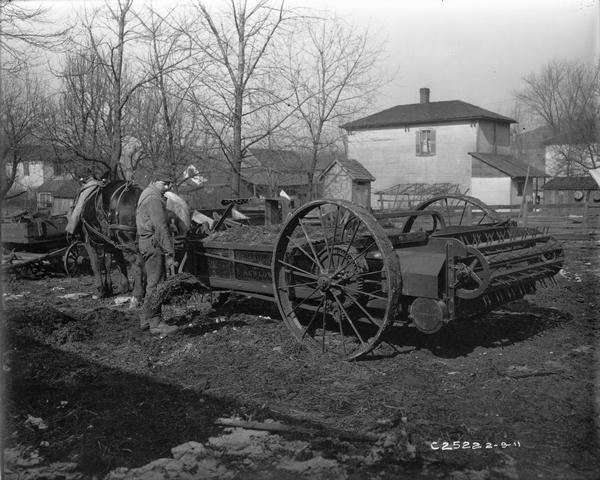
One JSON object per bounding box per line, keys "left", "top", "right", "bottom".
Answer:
{"left": 501, "top": 203, "right": 600, "bottom": 240}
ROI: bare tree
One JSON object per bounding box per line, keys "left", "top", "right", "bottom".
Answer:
{"left": 43, "top": 45, "right": 114, "bottom": 176}
{"left": 282, "top": 15, "right": 389, "bottom": 199}
{"left": 1, "top": 72, "right": 45, "bottom": 198}
{"left": 516, "top": 60, "right": 600, "bottom": 173}
{"left": 55, "top": 0, "right": 168, "bottom": 180}
{"left": 0, "top": 0, "right": 69, "bottom": 73}
{"left": 129, "top": 5, "right": 197, "bottom": 183}
{"left": 180, "top": 0, "right": 294, "bottom": 197}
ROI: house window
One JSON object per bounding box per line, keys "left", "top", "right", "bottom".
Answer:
{"left": 54, "top": 161, "right": 63, "bottom": 176}
{"left": 38, "top": 192, "right": 53, "bottom": 208}
{"left": 416, "top": 129, "right": 436, "bottom": 156}
{"left": 23, "top": 162, "right": 30, "bottom": 176}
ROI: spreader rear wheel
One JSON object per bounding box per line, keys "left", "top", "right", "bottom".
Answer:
{"left": 272, "top": 199, "right": 401, "bottom": 360}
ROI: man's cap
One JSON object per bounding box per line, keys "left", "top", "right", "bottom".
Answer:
{"left": 153, "top": 168, "right": 173, "bottom": 183}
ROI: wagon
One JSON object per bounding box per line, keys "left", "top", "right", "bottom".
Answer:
{"left": 178, "top": 195, "right": 564, "bottom": 360}
{"left": 1, "top": 214, "right": 90, "bottom": 277}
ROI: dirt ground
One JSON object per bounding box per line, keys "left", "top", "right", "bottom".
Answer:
{"left": 2, "top": 240, "right": 599, "bottom": 479}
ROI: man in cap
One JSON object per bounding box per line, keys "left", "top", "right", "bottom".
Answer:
{"left": 136, "top": 168, "right": 178, "bottom": 336}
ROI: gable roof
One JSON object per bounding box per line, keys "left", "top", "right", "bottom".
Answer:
{"left": 542, "top": 176, "right": 600, "bottom": 191}
{"left": 342, "top": 100, "right": 515, "bottom": 131}
{"left": 469, "top": 152, "right": 546, "bottom": 178}
{"left": 36, "top": 179, "right": 80, "bottom": 197}
{"left": 243, "top": 148, "right": 339, "bottom": 186}
{"left": 319, "top": 158, "right": 375, "bottom": 182}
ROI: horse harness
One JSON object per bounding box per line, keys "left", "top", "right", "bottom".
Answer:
{"left": 81, "top": 181, "right": 139, "bottom": 254}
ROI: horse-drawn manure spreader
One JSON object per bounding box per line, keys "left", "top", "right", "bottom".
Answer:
{"left": 174, "top": 194, "right": 564, "bottom": 360}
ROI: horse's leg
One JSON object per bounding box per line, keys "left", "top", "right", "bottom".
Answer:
{"left": 113, "top": 249, "right": 131, "bottom": 294}
{"left": 102, "top": 251, "right": 113, "bottom": 297}
{"left": 82, "top": 240, "right": 106, "bottom": 298}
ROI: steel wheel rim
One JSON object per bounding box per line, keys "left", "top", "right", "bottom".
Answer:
{"left": 272, "top": 199, "right": 401, "bottom": 360}
{"left": 64, "top": 242, "right": 90, "bottom": 277}
{"left": 405, "top": 194, "right": 504, "bottom": 231}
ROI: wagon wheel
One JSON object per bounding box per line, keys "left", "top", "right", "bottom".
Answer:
{"left": 454, "top": 246, "right": 490, "bottom": 299}
{"left": 272, "top": 199, "right": 401, "bottom": 360}
{"left": 63, "top": 241, "right": 91, "bottom": 277}
{"left": 404, "top": 194, "right": 505, "bottom": 233}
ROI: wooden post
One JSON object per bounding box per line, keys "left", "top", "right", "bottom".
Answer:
{"left": 519, "top": 166, "right": 531, "bottom": 227}
{"left": 583, "top": 190, "right": 590, "bottom": 232}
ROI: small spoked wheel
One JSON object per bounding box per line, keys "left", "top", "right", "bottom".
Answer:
{"left": 409, "top": 194, "right": 504, "bottom": 230}
{"left": 454, "top": 246, "right": 490, "bottom": 299}
{"left": 272, "top": 199, "right": 401, "bottom": 360}
{"left": 63, "top": 241, "right": 91, "bottom": 277}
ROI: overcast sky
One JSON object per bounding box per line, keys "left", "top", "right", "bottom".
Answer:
{"left": 313, "top": 0, "right": 598, "bottom": 117}
{"left": 33, "top": 0, "right": 599, "bottom": 121}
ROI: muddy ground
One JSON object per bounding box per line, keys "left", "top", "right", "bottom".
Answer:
{"left": 2, "top": 240, "right": 599, "bottom": 479}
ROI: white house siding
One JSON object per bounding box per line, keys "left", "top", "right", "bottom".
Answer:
{"left": 322, "top": 163, "right": 352, "bottom": 201}
{"left": 12, "top": 161, "right": 46, "bottom": 190}
{"left": 477, "top": 121, "right": 511, "bottom": 154}
{"left": 346, "top": 122, "right": 475, "bottom": 206}
{"left": 471, "top": 177, "right": 512, "bottom": 205}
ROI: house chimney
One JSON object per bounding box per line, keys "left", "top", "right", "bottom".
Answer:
{"left": 420, "top": 88, "right": 430, "bottom": 104}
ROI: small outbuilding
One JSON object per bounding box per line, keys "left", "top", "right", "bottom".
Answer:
{"left": 542, "top": 176, "right": 600, "bottom": 205}
{"left": 319, "top": 158, "right": 375, "bottom": 208}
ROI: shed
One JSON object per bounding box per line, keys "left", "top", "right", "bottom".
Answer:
{"left": 36, "top": 179, "right": 80, "bottom": 215}
{"left": 469, "top": 152, "right": 545, "bottom": 205}
{"left": 319, "top": 158, "right": 375, "bottom": 208}
{"left": 542, "top": 176, "right": 600, "bottom": 205}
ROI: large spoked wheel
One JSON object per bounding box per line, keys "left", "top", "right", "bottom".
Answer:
{"left": 272, "top": 199, "right": 401, "bottom": 360}
{"left": 404, "top": 194, "right": 505, "bottom": 233}
{"left": 63, "top": 241, "right": 91, "bottom": 277}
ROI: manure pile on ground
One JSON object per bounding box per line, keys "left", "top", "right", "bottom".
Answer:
{"left": 145, "top": 273, "right": 206, "bottom": 315}
{"left": 204, "top": 224, "right": 282, "bottom": 245}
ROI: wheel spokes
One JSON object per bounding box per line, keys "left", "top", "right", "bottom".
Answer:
{"left": 330, "top": 290, "right": 366, "bottom": 346}
{"left": 277, "top": 258, "right": 319, "bottom": 280}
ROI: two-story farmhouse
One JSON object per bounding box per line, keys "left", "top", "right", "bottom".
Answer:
{"left": 342, "top": 88, "right": 542, "bottom": 207}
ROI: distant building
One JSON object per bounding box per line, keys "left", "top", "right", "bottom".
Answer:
{"left": 543, "top": 132, "right": 599, "bottom": 177}
{"left": 4, "top": 144, "right": 74, "bottom": 213}
{"left": 469, "top": 153, "right": 545, "bottom": 205}
{"left": 542, "top": 176, "right": 600, "bottom": 205}
{"left": 512, "top": 125, "right": 551, "bottom": 174}
{"left": 35, "top": 179, "right": 81, "bottom": 215}
{"left": 342, "top": 88, "right": 540, "bottom": 207}
{"left": 6, "top": 144, "right": 71, "bottom": 193}
{"left": 241, "top": 148, "right": 337, "bottom": 201}
{"left": 319, "top": 158, "right": 375, "bottom": 209}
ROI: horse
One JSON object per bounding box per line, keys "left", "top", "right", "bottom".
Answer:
{"left": 71, "top": 180, "right": 192, "bottom": 300}
{"left": 77, "top": 180, "right": 145, "bottom": 300}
